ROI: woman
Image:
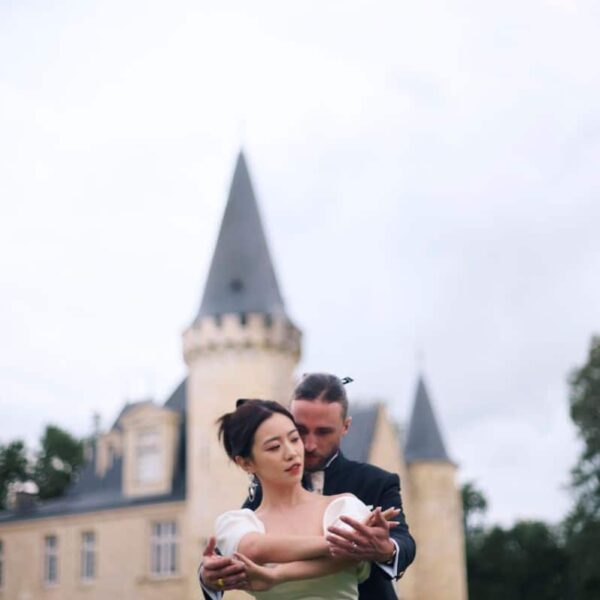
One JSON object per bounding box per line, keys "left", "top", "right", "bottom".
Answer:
{"left": 214, "top": 399, "right": 398, "bottom": 599}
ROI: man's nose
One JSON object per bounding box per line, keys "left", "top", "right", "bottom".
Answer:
{"left": 304, "top": 435, "right": 317, "bottom": 452}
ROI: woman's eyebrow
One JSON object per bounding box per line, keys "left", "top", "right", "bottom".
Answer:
{"left": 262, "top": 435, "right": 282, "bottom": 446}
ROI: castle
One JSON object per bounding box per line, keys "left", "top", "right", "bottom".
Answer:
{"left": 0, "top": 152, "right": 467, "bottom": 600}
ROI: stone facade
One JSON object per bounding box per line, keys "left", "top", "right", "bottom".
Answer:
{"left": 0, "top": 503, "right": 186, "bottom": 600}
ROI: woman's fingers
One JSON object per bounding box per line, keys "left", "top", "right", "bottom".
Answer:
{"left": 233, "top": 552, "right": 255, "bottom": 568}
{"left": 233, "top": 552, "right": 276, "bottom": 591}
{"left": 365, "top": 507, "right": 400, "bottom": 525}
{"left": 381, "top": 507, "right": 400, "bottom": 520}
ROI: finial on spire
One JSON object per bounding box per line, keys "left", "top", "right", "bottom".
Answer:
{"left": 92, "top": 412, "right": 101, "bottom": 436}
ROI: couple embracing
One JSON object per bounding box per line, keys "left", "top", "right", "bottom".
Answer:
{"left": 199, "top": 373, "right": 416, "bottom": 600}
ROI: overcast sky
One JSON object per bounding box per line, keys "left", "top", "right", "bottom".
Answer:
{"left": 2, "top": 0, "right": 599, "bottom": 526}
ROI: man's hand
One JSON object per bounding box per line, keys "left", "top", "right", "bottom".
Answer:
{"left": 326, "top": 507, "right": 397, "bottom": 564}
{"left": 198, "top": 537, "right": 248, "bottom": 592}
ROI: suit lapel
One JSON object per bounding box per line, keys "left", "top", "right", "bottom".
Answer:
{"left": 323, "top": 452, "right": 350, "bottom": 495}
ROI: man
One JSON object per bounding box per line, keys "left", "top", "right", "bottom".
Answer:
{"left": 200, "top": 373, "right": 416, "bottom": 600}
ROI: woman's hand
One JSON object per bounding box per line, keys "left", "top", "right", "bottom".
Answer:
{"left": 364, "top": 506, "right": 400, "bottom": 529}
{"left": 233, "top": 552, "right": 281, "bottom": 591}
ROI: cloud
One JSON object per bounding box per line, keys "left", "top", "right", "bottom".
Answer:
{"left": 1, "top": 0, "right": 599, "bottom": 525}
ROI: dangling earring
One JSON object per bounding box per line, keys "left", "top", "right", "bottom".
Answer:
{"left": 248, "top": 473, "right": 258, "bottom": 502}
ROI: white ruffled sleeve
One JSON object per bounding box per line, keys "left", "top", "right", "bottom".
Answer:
{"left": 215, "top": 509, "right": 265, "bottom": 557}
{"left": 323, "top": 495, "right": 372, "bottom": 583}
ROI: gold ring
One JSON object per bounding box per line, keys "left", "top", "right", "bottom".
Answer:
{"left": 217, "top": 577, "right": 225, "bottom": 589}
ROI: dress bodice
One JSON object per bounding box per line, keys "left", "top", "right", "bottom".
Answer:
{"left": 215, "top": 495, "right": 371, "bottom": 600}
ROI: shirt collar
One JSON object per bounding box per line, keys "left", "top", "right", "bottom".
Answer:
{"left": 323, "top": 451, "right": 339, "bottom": 470}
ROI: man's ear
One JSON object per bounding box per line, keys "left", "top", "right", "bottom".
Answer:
{"left": 234, "top": 455, "right": 253, "bottom": 473}
{"left": 342, "top": 416, "right": 352, "bottom": 436}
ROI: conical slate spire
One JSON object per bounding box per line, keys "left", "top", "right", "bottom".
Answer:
{"left": 196, "top": 151, "right": 286, "bottom": 320}
{"left": 404, "top": 376, "right": 451, "bottom": 463}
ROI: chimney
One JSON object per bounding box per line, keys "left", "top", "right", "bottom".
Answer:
{"left": 9, "top": 481, "right": 39, "bottom": 513}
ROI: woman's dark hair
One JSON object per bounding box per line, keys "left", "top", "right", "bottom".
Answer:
{"left": 293, "top": 373, "right": 349, "bottom": 418}
{"left": 217, "top": 399, "right": 296, "bottom": 460}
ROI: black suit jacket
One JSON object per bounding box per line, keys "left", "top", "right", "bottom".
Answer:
{"left": 244, "top": 453, "right": 416, "bottom": 600}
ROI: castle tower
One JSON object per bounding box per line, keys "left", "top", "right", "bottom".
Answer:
{"left": 183, "top": 152, "right": 301, "bottom": 595}
{"left": 405, "top": 376, "right": 468, "bottom": 600}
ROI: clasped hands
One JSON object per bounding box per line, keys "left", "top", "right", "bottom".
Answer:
{"left": 326, "top": 506, "right": 399, "bottom": 563}
{"left": 199, "top": 506, "right": 399, "bottom": 592}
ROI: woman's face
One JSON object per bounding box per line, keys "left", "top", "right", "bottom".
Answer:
{"left": 241, "top": 413, "right": 304, "bottom": 485}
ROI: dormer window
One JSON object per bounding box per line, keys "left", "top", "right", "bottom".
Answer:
{"left": 119, "top": 402, "right": 180, "bottom": 498}
{"left": 135, "top": 428, "right": 161, "bottom": 484}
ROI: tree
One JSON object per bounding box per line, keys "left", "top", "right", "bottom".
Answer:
{"left": 467, "top": 521, "right": 567, "bottom": 600}
{"left": 461, "top": 482, "right": 567, "bottom": 600}
{"left": 564, "top": 335, "right": 600, "bottom": 598}
{"left": 462, "top": 480, "right": 488, "bottom": 533}
{"left": 0, "top": 440, "right": 29, "bottom": 509}
{"left": 32, "top": 425, "right": 84, "bottom": 500}
{"left": 568, "top": 335, "right": 600, "bottom": 523}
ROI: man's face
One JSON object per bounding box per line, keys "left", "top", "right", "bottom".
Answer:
{"left": 290, "top": 399, "right": 351, "bottom": 472}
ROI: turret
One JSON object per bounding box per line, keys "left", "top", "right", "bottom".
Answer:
{"left": 183, "top": 152, "right": 301, "bottom": 595}
{"left": 405, "top": 376, "right": 468, "bottom": 600}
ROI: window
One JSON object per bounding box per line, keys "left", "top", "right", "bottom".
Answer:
{"left": 136, "top": 428, "right": 161, "bottom": 484}
{"left": 81, "top": 532, "right": 95, "bottom": 581}
{"left": 0, "top": 539, "right": 4, "bottom": 589}
{"left": 43, "top": 535, "right": 58, "bottom": 585}
{"left": 150, "top": 521, "right": 178, "bottom": 576}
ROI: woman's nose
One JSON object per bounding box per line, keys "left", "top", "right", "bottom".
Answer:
{"left": 284, "top": 440, "right": 298, "bottom": 457}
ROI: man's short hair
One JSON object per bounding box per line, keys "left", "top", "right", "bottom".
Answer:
{"left": 293, "top": 373, "right": 349, "bottom": 419}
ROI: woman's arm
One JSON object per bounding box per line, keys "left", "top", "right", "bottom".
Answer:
{"left": 275, "top": 555, "right": 359, "bottom": 582}
{"left": 233, "top": 552, "right": 361, "bottom": 592}
{"left": 237, "top": 532, "right": 329, "bottom": 564}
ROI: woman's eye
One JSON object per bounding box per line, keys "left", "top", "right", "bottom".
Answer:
{"left": 266, "top": 445, "right": 280, "bottom": 452}
{"left": 290, "top": 436, "right": 300, "bottom": 443}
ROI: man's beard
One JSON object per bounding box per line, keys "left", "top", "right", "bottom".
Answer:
{"left": 304, "top": 450, "right": 337, "bottom": 472}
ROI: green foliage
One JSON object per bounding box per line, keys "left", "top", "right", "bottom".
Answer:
{"left": 461, "top": 480, "right": 488, "bottom": 533}
{"left": 0, "top": 440, "right": 29, "bottom": 509}
{"left": 467, "top": 521, "right": 568, "bottom": 600}
{"left": 461, "top": 482, "right": 568, "bottom": 600}
{"left": 32, "top": 425, "right": 85, "bottom": 500}
{"left": 564, "top": 335, "right": 600, "bottom": 599}
{"left": 568, "top": 335, "right": 600, "bottom": 523}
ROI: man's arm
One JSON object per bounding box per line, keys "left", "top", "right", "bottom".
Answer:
{"left": 327, "top": 473, "right": 416, "bottom": 579}
{"left": 377, "top": 472, "right": 416, "bottom": 576}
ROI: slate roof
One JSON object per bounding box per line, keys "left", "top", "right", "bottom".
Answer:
{"left": 195, "top": 151, "right": 286, "bottom": 321}
{"left": 111, "top": 399, "right": 154, "bottom": 431}
{"left": 404, "top": 376, "right": 452, "bottom": 463}
{"left": 0, "top": 382, "right": 187, "bottom": 524}
{"left": 0, "top": 380, "right": 387, "bottom": 523}
{"left": 342, "top": 403, "right": 380, "bottom": 462}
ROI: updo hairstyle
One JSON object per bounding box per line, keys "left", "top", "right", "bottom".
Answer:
{"left": 217, "top": 399, "right": 296, "bottom": 461}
